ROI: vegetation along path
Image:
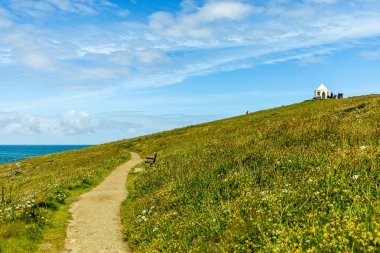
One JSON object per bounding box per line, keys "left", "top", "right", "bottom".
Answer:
{"left": 64, "top": 152, "right": 142, "bottom": 253}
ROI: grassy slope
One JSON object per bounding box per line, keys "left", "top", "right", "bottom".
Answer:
{"left": 0, "top": 141, "right": 131, "bottom": 252}
{"left": 121, "top": 95, "right": 380, "bottom": 252}
{"left": 1, "top": 95, "right": 379, "bottom": 253}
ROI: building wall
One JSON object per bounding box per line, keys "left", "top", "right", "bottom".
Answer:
{"left": 315, "top": 90, "right": 330, "bottom": 99}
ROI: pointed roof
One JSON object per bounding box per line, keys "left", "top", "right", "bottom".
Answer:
{"left": 316, "top": 83, "right": 329, "bottom": 91}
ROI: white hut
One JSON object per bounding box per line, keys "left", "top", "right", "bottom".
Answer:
{"left": 314, "top": 83, "right": 330, "bottom": 99}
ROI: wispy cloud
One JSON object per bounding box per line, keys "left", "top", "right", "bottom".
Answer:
{"left": 0, "top": 6, "right": 13, "bottom": 28}
{"left": 0, "top": 111, "right": 99, "bottom": 135}
{"left": 7, "top": 0, "right": 121, "bottom": 17}
{"left": 149, "top": 1, "right": 254, "bottom": 38}
{"left": 0, "top": 0, "right": 380, "bottom": 92}
{"left": 0, "top": 110, "right": 221, "bottom": 141}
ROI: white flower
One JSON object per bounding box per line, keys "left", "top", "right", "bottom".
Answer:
{"left": 352, "top": 175, "right": 359, "bottom": 180}
{"left": 142, "top": 210, "right": 147, "bottom": 214}
{"left": 360, "top": 146, "right": 366, "bottom": 151}
{"left": 314, "top": 191, "right": 320, "bottom": 195}
{"left": 153, "top": 228, "right": 158, "bottom": 232}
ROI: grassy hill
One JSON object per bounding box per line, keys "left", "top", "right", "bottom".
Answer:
{"left": 1, "top": 94, "right": 380, "bottom": 252}
{"left": 0, "top": 143, "right": 131, "bottom": 252}
{"left": 121, "top": 95, "right": 380, "bottom": 252}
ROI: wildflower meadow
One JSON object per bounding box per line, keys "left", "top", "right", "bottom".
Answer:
{"left": 122, "top": 95, "right": 380, "bottom": 252}
{"left": 0, "top": 143, "right": 130, "bottom": 252}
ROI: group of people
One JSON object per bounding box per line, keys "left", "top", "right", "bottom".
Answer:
{"left": 328, "top": 92, "right": 344, "bottom": 99}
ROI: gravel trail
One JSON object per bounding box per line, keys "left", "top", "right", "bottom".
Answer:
{"left": 64, "top": 152, "right": 142, "bottom": 253}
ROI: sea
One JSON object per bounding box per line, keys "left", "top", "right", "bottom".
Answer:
{"left": 0, "top": 145, "right": 91, "bottom": 164}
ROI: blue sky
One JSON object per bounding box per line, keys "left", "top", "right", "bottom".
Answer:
{"left": 0, "top": 0, "right": 380, "bottom": 144}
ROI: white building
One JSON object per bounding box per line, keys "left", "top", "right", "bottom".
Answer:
{"left": 314, "top": 83, "right": 331, "bottom": 99}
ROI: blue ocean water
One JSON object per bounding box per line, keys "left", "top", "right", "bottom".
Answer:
{"left": 0, "top": 145, "right": 91, "bottom": 164}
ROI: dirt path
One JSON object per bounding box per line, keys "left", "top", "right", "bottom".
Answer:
{"left": 64, "top": 152, "right": 142, "bottom": 253}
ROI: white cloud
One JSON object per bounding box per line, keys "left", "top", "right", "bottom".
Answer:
{"left": 0, "top": 7, "right": 13, "bottom": 28}
{"left": 0, "top": 0, "right": 380, "bottom": 92}
{"left": 2, "top": 123, "right": 26, "bottom": 134}
{"left": 180, "top": 0, "right": 198, "bottom": 13}
{"left": 9, "top": 0, "right": 55, "bottom": 17}
{"left": 149, "top": 1, "right": 254, "bottom": 38}
{"left": 0, "top": 110, "right": 220, "bottom": 141}
{"left": 1, "top": 30, "right": 59, "bottom": 71}
{"left": 0, "top": 111, "right": 99, "bottom": 135}
{"left": 0, "top": 113, "right": 57, "bottom": 134}
{"left": 197, "top": 1, "right": 254, "bottom": 21}
{"left": 22, "top": 51, "right": 56, "bottom": 70}
{"left": 60, "top": 110, "right": 99, "bottom": 135}
{"left": 136, "top": 50, "right": 167, "bottom": 64}
{"left": 8, "top": 0, "right": 125, "bottom": 17}
{"left": 263, "top": 49, "right": 331, "bottom": 65}
{"left": 0, "top": 48, "right": 13, "bottom": 64}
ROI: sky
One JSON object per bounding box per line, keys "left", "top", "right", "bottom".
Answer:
{"left": 0, "top": 0, "right": 380, "bottom": 144}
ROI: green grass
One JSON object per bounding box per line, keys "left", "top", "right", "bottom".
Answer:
{"left": 0, "top": 142, "right": 131, "bottom": 252}
{"left": 1, "top": 95, "right": 380, "bottom": 252}
{"left": 120, "top": 95, "right": 380, "bottom": 252}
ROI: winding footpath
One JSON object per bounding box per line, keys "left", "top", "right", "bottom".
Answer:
{"left": 64, "top": 152, "right": 142, "bottom": 253}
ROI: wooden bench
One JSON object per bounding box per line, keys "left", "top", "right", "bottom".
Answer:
{"left": 145, "top": 152, "right": 157, "bottom": 166}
